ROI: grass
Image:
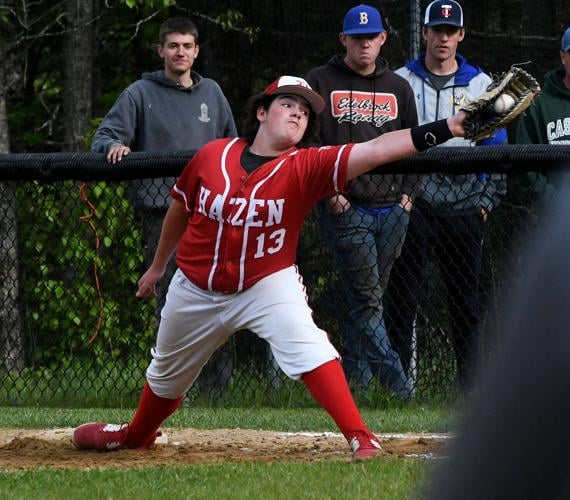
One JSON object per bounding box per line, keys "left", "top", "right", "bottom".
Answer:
{"left": 0, "top": 405, "right": 458, "bottom": 433}
{"left": 0, "top": 405, "right": 455, "bottom": 499}
{"left": 0, "top": 460, "right": 433, "bottom": 500}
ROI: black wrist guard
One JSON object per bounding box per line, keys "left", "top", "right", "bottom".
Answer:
{"left": 410, "top": 119, "right": 453, "bottom": 152}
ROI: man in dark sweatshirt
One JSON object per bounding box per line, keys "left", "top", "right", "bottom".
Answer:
{"left": 91, "top": 17, "right": 237, "bottom": 393}
{"left": 516, "top": 26, "right": 570, "bottom": 198}
{"left": 306, "top": 4, "right": 418, "bottom": 397}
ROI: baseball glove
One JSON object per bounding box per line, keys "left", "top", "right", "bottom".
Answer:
{"left": 461, "top": 66, "right": 541, "bottom": 141}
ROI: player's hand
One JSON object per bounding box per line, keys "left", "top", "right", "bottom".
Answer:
{"left": 400, "top": 193, "right": 413, "bottom": 212}
{"left": 107, "top": 145, "right": 131, "bottom": 164}
{"left": 447, "top": 111, "right": 467, "bottom": 138}
{"left": 326, "top": 194, "right": 351, "bottom": 214}
{"left": 136, "top": 267, "right": 164, "bottom": 299}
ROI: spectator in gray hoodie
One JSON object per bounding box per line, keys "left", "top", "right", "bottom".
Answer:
{"left": 91, "top": 17, "right": 237, "bottom": 393}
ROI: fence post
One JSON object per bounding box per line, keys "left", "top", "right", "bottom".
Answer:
{"left": 410, "top": 0, "right": 421, "bottom": 60}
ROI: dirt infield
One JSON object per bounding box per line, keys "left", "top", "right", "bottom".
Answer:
{"left": 0, "top": 428, "right": 450, "bottom": 469}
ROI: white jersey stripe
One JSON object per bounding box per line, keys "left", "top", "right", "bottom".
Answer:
{"left": 332, "top": 144, "right": 347, "bottom": 193}
{"left": 207, "top": 138, "right": 240, "bottom": 291}
{"left": 237, "top": 156, "right": 288, "bottom": 292}
{"left": 172, "top": 184, "right": 190, "bottom": 212}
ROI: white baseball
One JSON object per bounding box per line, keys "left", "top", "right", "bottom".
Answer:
{"left": 494, "top": 94, "right": 515, "bottom": 114}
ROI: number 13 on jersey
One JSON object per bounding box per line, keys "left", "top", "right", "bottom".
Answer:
{"left": 254, "top": 228, "right": 286, "bottom": 258}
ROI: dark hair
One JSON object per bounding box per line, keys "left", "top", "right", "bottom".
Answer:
{"left": 159, "top": 17, "right": 199, "bottom": 46}
{"left": 241, "top": 94, "right": 320, "bottom": 147}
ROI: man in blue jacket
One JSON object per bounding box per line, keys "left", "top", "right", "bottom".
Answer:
{"left": 386, "top": 0, "right": 507, "bottom": 391}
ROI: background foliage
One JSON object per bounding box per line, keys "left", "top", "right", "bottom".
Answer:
{"left": 4, "top": 0, "right": 569, "bottom": 153}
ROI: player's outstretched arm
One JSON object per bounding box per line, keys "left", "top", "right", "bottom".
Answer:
{"left": 346, "top": 112, "right": 466, "bottom": 181}
{"left": 136, "top": 200, "right": 188, "bottom": 298}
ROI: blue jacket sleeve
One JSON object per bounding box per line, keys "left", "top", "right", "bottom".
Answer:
{"left": 477, "top": 128, "right": 508, "bottom": 212}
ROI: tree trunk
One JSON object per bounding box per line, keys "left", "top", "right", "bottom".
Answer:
{"left": 63, "top": 0, "right": 94, "bottom": 152}
{"left": 0, "top": 60, "right": 25, "bottom": 373}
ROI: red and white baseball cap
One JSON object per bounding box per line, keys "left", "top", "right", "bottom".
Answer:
{"left": 263, "top": 76, "right": 325, "bottom": 114}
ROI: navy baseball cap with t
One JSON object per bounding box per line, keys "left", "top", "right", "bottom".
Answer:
{"left": 562, "top": 27, "right": 570, "bottom": 51}
{"left": 424, "top": 0, "right": 464, "bottom": 28}
{"left": 342, "top": 4, "right": 385, "bottom": 35}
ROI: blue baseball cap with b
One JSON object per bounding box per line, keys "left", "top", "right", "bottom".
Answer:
{"left": 562, "top": 27, "right": 570, "bottom": 51}
{"left": 342, "top": 4, "right": 385, "bottom": 35}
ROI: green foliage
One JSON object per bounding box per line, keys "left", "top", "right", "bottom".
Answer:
{"left": 84, "top": 118, "right": 103, "bottom": 151}
{"left": 215, "top": 9, "right": 260, "bottom": 43}
{"left": 8, "top": 74, "right": 64, "bottom": 151}
{"left": 0, "top": 359, "right": 149, "bottom": 408}
{"left": 121, "top": 0, "right": 175, "bottom": 9}
{"left": 16, "top": 181, "right": 157, "bottom": 369}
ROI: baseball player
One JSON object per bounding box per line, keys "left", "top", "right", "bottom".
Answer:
{"left": 73, "top": 76, "right": 467, "bottom": 459}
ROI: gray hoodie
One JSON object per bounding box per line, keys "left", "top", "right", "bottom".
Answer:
{"left": 92, "top": 70, "right": 237, "bottom": 208}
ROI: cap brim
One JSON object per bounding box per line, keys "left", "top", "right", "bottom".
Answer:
{"left": 342, "top": 28, "right": 385, "bottom": 35}
{"left": 271, "top": 85, "right": 325, "bottom": 114}
{"left": 425, "top": 20, "right": 463, "bottom": 27}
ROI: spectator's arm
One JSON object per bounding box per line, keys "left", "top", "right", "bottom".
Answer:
{"left": 136, "top": 200, "right": 188, "bottom": 298}
{"left": 400, "top": 82, "right": 420, "bottom": 203}
{"left": 481, "top": 173, "right": 507, "bottom": 213}
{"left": 91, "top": 90, "right": 138, "bottom": 159}
{"left": 221, "top": 97, "right": 238, "bottom": 138}
{"left": 515, "top": 109, "right": 553, "bottom": 197}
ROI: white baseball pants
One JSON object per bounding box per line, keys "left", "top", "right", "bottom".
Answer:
{"left": 146, "top": 266, "right": 339, "bottom": 398}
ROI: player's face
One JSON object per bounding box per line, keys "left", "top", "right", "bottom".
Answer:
{"left": 340, "top": 32, "right": 387, "bottom": 74}
{"left": 158, "top": 32, "right": 199, "bottom": 79}
{"left": 423, "top": 25, "right": 464, "bottom": 65}
{"left": 258, "top": 95, "right": 310, "bottom": 149}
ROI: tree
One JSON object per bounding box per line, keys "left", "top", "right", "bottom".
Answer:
{"left": 0, "top": 0, "right": 69, "bottom": 372}
{"left": 62, "top": 0, "right": 94, "bottom": 152}
{"left": 0, "top": 55, "right": 22, "bottom": 372}
{"left": 0, "top": 2, "right": 24, "bottom": 373}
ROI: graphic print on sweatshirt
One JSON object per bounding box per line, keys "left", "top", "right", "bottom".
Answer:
{"left": 330, "top": 90, "right": 398, "bottom": 127}
{"left": 547, "top": 117, "right": 570, "bottom": 143}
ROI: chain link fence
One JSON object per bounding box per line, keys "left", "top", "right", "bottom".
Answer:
{"left": 0, "top": 150, "right": 567, "bottom": 407}
{"left": 1, "top": 0, "right": 568, "bottom": 407}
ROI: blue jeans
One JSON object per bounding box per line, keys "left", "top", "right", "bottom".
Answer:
{"left": 386, "top": 206, "right": 486, "bottom": 391}
{"left": 321, "top": 204, "right": 411, "bottom": 397}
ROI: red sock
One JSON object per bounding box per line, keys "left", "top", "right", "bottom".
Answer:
{"left": 125, "top": 381, "right": 183, "bottom": 448}
{"left": 302, "top": 359, "right": 369, "bottom": 440}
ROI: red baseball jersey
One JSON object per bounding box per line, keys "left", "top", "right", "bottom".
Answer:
{"left": 172, "top": 137, "right": 353, "bottom": 293}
